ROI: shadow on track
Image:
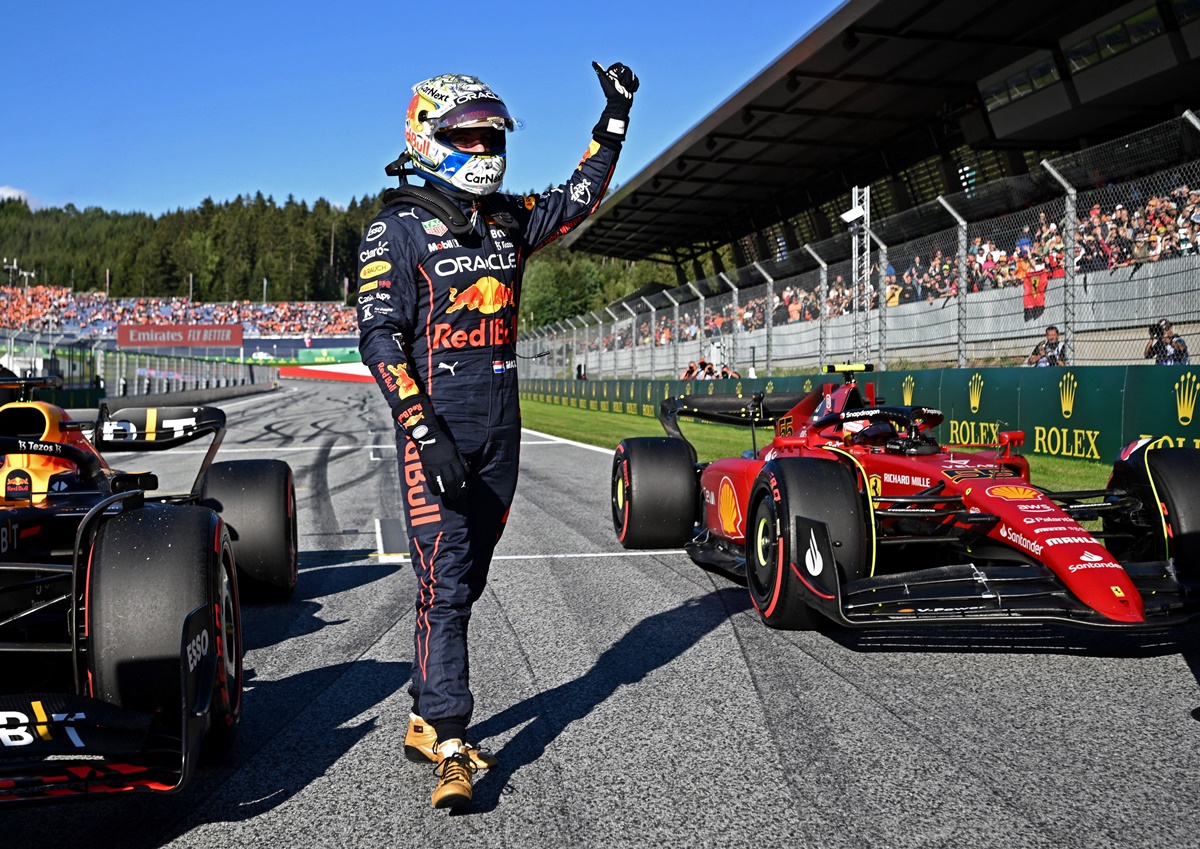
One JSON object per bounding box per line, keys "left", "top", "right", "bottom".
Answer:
{"left": 463, "top": 585, "right": 750, "bottom": 814}
{"left": 3, "top": 660, "right": 411, "bottom": 849}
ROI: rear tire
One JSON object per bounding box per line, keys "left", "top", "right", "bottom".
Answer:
{"left": 201, "top": 459, "right": 298, "bottom": 601}
{"left": 88, "top": 504, "right": 243, "bottom": 754}
{"left": 611, "top": 437, "right": 697, "bottom": 549}
{"left": 746, "top": 458, "right": 869, "bottom": 630}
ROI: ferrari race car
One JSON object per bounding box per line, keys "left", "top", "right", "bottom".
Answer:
{"left": 612, "top": 364, "right": 1200, "bottom": 631}
{"left": 0, "top": 376, "right": 298, "bottom": 802}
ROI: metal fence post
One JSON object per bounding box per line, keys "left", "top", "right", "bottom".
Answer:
{"left": 938, "top": 195, "right": 969, "bottom": 368}
{"left": 804, "top": 244, "right": 828, "bottom": 366}
{"left": 1041, "top": 159, "right": 1077, "bottom": 361}
{"left": 718, "top": 272, "right": 739, "bottom": 372}
{"left": 753, "top": 261, "right": 775, "bottom": 378}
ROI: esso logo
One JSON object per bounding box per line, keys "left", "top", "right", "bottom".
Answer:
{"left": 366, "top": 221, "right": 386, "bottom": 241}
{"left": 186, "top": 629, "right": 210, "bottom": 672}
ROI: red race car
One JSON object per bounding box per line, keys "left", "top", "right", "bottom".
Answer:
{"left": 612, "top": 364, "right": 1200, "bottom": 631}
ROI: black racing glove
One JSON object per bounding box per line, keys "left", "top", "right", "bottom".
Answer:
{"left": 395, "top": 394, "right": 468, "bottom": 501}
{"left": 592, "top": 61, "right": 639, "bottom": 148}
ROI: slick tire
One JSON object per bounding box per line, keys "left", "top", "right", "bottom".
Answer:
{"left": 746, "top": 458, "right": 868, "bottom": 630}
{"left": 88, "top": 504, "right": 243, "bottom": 756}
{"left": 612, "top": 437, "right": 698, "bottom": 549}
{"left": 1146, "top": 448, "right": 1200, "bottom": 568}
{"left": 201, "top": 459, "right": 298, "bottom": 602}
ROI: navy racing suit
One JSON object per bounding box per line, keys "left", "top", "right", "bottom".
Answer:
{"left": 357, "top": 140, "right": 620, "bottom": 741}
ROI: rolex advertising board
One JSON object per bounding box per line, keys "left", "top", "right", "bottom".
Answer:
{"left": 1122, "top": 367, "right": 1200, "bottom": 450}
{"left": 1016, "top": 367, "right": 1121, "bottom": 461}
{"left": 937, "top": 368, "right": 1020, "bottom": 447}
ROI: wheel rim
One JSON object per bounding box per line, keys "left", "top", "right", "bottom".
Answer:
{"left": 611, "top": 458, "right": 629, "bottom": 536}
{"left": 216, "top": 552, "right": 243, "bottom": 719}
{"left": 748, "top": 499, "right": 777, "bottom": 598}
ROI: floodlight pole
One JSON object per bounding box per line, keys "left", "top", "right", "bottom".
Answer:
{"left": 848, "top": 186, "right": 871, "bottom": 364}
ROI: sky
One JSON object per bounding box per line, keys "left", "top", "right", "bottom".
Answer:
{"left": 1, "top": 1, "right": 843, "bottom": 217}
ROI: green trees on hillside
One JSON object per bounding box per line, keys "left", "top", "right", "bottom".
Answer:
{"left": 0, "top": 193, "right": 666, "bottom": 326}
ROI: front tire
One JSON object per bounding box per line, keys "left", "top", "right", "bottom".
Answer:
{"left": 88, "top": 504, "right": 243, "bottom": 753}
{"left": 746, "top": 458, "right": 869, "bottom": 630}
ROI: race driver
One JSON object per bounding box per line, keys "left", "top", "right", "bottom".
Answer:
{"left": 357, "top": 62, "right": 637, "bottom": 809}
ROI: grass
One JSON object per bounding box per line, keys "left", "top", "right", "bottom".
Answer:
{"left": 519, "top": 397, "right": 1112, "bottom": 492}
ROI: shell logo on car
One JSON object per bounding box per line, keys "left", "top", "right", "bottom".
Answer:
{"left": 718, "top": 477, "right": 743, "bottom": 536}
{"left": 985, "top": 484, "right": 1041, "bottom": 501}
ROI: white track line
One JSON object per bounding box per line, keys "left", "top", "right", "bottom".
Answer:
{"left": 519, "top": 427, "right": 614, "bottom": 455}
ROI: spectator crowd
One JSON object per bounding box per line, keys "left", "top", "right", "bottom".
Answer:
{"left": 0, "top": 288, "right": 356, "bottom": 337}
{"left": 4, "top": 185, "right": 1197, "bottom": 353}
{"left": 577, "top": 183, "right": 1200, "bottom": 354}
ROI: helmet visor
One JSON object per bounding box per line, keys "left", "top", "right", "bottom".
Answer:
{"left": 433, "top": 98, "right": 514, "bottom": 132}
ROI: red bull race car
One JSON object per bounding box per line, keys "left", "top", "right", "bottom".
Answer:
{"left": 612, "top": 364, "right": 1200, "bottom": 631}
{"left": 0, "top": 376, "right": 298, "bottom": 802}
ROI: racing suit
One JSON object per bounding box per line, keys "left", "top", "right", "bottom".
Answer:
{"left": 357, "top": 140, "right": 620, "bottom": 742}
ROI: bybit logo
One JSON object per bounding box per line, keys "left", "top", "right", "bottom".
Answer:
{"left": 903, "top": 375, "right": 915, "bottom": 406}
{"left": 968, "top": 373, "right": 984, "bottom": 413}
{"left": 1059, "top": 372, "right": 1077, "bottom": 419}
{"left": 1176, "top": 373, "right": 1198, "bottom": 426}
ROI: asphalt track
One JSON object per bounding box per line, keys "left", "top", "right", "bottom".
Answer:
{"left": 7, "top": 378, "right": 1200, "bottom": 848}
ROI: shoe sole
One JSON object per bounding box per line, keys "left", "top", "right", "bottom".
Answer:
{"left": 433, "top": 790, "right": 472, "bottom": 809}
{"left": 404, "top": 744, "right": 432, "bottom": 764}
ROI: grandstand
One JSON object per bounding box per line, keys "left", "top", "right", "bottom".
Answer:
{"left": 536, "top": 0, "right": 1200, "bottom": 376}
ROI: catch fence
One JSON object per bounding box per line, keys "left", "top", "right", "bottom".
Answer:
{"left": 518, "top": 112, "right": 1200, "bottom": 378}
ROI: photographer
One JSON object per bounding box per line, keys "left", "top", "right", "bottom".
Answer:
{"left": 1027, "top": 325, "right": 1067, "bottom": 367}
{"left": 1144, "top": 319, "right": 1190, "bottom": 365}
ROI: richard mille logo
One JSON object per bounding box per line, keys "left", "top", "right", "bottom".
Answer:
{"left": 1059, "top": 372, "right": 1077, "bottom": 419}
{"left": 902, "top": 375, "right": 915, "bottom": 406}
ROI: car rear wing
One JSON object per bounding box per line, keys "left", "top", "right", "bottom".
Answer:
{"left": 93, "top": 405, "right": 227, "bottom": 496}
{"left": 659, "top": 391, "right": 813, "bottom": 448}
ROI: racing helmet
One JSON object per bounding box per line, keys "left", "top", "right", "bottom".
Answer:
{"left": 404, "top": 74, "right": 514, "bottom": 197}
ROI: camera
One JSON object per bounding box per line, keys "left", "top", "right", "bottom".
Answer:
{"left": 1150, "top": 323, "right": 1165, "bottom": 339}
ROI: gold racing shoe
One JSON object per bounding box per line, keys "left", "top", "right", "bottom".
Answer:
{"left": 405, "top": 714, "right": 499, "bottom": 770}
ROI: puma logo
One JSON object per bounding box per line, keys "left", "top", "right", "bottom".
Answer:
{"left": 437, "top": 361, "right": 460, "bottom": 377}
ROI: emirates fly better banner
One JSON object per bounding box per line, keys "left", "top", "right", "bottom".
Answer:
{"left": 116, "top": 324, "right": 244, "bottom": 348}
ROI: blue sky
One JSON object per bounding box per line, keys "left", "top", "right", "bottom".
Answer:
{"left": 1, "top": 1, "right": 840, "bottom": 216}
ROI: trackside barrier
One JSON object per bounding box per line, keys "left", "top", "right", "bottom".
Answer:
{"left": 521, "top": 366, "right": 1200, "bottom": 463}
